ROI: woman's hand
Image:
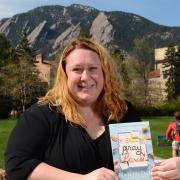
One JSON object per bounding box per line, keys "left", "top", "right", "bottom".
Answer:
{"left": 82, "top": 167, "right": 119, "bottom": 180}
{"left": 0, "top": 169, "right": 6, "bottom": 180}
{"left": 152, "top": 157, "right": 180, "bottom": 180}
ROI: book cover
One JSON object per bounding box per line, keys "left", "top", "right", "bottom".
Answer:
{"left": 109, "top": 121, "right": 154, "bottom": 180}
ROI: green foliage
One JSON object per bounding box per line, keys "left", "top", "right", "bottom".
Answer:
{"left": 111, "top": 48, "right": 125, "bottom": 65}
{"left": 132, "top": 39, "right": 154, "bottom": 67}
{"left": 136, "top": 105, "right": 160, "bottom": 117}
{"left": 16, "top": 29, "right": 33, "bottom": 60}
{"left": 79, "top": 32, "right": 92, "bottom": 39}
{"left": 174, "top": 46, "right": 180, "bottom": 98}
{"left": 0, "top": 34, "right": 14, "bottom": 67}
{"left": 135, "top": 101, "right": 180, "bottom": 117}
{"left": 163, "top": 44, "right": 180, "bottom": 100}
{"left": 111, "top": 48, "right": 131, "bottom": 91}
{"left": 126, "top": 39, "right": 153, "bottom": 106}
{"left": 156, "top": 101, "right": 180, "bottom": 116}
{"left": 0, "top": 29, "right": 48, "bottom": 113}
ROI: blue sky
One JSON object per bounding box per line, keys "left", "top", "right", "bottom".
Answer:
{"left": 0, "top": 0, "right": 180, "bottom": 27}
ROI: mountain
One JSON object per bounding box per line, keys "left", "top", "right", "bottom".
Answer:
{"left": 1, "top": 4, "right": 180, "bottom": 58}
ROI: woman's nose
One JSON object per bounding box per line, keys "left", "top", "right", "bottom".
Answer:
{"left": 81, "top": 70, "right": 89, "bottom": 80}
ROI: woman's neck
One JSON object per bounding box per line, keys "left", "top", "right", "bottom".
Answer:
{"left": 78, "top": 105, "right": 100, "bottom": 122}
{"left": 77, "top": 105, "right": 105, "bottom": 139}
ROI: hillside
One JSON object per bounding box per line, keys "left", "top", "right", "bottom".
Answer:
{"left": 0, "top": 4, "right": 180, "bottom": 58}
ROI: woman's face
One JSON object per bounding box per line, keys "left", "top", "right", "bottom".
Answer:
{"left": 65, "top": 48, "right": 104, "bottom": 106}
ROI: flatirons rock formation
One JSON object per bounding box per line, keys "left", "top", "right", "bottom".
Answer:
{"left": 1, "top": 4, "right": 180, "bottom": 58}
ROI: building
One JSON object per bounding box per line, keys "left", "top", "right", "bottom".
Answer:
{"left": 148, "top": 47, "right": 168, "bottom": 103}
{"left": 35, "top": 53, "right": 54, "bottom": 85}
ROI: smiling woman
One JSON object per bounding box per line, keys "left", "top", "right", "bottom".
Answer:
{"left": 65, "top": 49, "right": 104, "bottom": 107}
{"left": 4, "top": 38, "right": 140, "bottom": 180}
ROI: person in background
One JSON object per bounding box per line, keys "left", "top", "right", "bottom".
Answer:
{"left": 5, "top": 39, "right": 140, "bottom": 180}
{"left": 166, "top": 111, "right": 180, "bottom": 157}
{"left": 152, "top": 111, "right": 180, "bottom": 180}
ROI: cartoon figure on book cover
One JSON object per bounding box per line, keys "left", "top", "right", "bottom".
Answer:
{"left": 109, "top": 122, "right": 154, "bottom": 180}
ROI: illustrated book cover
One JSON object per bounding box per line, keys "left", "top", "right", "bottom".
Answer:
{"left": 109, "top": 121, "right": 154, "bottom": 180}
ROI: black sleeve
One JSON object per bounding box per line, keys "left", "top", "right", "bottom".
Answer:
{"left": 4, "top": 104, "right": 50, "bottom": 180}
{"left": 121, "top": 101, "right": 141, "bottom": 123}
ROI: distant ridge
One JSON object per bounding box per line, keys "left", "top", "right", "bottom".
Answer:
{"left": 0, "top": 4, "right": 180, "bottom": 58}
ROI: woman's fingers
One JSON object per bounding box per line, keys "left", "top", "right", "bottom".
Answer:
{"left": 152, "top": 157, "right": 180, "bottom": 180}
{"left": 82, "top": 167, "right": 119, "bottom": 180}
{"left": 114, "top": 159, "right": 119, "bottom": 174}
{"left": 0, "top": 169, "right": 6, "bottom": 180}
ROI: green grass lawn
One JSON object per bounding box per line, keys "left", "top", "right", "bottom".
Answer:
{"left": 0, "top": 116, "right": 173, "bottom": 168}
{"left": 144, "top": 116, "right": 173, "bottom": 159}
{"left": 0, "top": 118, "right": 16, "bottom": 168}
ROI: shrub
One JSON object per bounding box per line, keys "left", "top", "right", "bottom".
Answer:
{"left": 0, "top": 95, "right": 12, "bottom": 119}
{"left": 156, "top": 101, "right": 180, "bottom": 116}
{"left": 134, "top": 101, "right": 180, "bottom": 117}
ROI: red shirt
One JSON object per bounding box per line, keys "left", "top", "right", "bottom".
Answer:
{"left": 166, "top": 121, "right": 180, "bottom": 141}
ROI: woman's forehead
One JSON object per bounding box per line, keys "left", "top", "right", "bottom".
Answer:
{"left": 66, "top": 49, "right": 101, "bottom": 63}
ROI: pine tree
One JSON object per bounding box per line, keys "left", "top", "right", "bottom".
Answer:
{"left": 1, "top": 29, "right": 48, "bottom": 113}
{"left": 174, "top": 46, "right": 180, "bottom": 99}
{"left": 0, "top": 34, "right": 13, "bottom": 68}
{"left": 16, "top": 28, "right": 34, "bottom": 64}
{"left": 163, "top": 44, "right": 179, "bottom": 100}
{"left": 15, "top": 29, "right": 48, "bottom": 112}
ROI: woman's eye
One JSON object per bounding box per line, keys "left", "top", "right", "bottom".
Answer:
{"left": 72, "top": 68, "right": 82, "bottom": 72}
{"left": 89, "top": 67, "right": 97, "bottom": 71}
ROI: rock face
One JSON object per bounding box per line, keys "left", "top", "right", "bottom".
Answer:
{"left": 0, "top": 18, "right": 11, "bottom": 35}
{"left": 28, "top": 20, "right": 47, "bottom": 45}
{"left": 53, "top": 23, "right": 81, "bottom": 50}
{"left": 90, "top": 12, "right": 113, "bottom": 45}
{"left": 0, "top": 4, "right": 180, "bottom": 58}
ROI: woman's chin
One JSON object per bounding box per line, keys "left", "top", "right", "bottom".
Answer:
{"left": 77, "top": 97, "right": 96, "bottom": 106}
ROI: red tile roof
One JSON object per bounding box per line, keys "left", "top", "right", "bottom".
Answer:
{"left": 149, "top": 69, "right": 161, "bottom": 78}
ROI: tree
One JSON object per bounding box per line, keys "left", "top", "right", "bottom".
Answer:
{"left": 16, "top": 29, "right": 32, "bottom": 56}
{"left": 175, "top": 46, "right": 180, "bottom": 99}
{"left": 127, "top": 39, "right": 153, "bottom": 106}
{"left": 0, "top": 33, "right": 14, "bottom": 67}
{"left": 15, "top": 29, "right": 48, "bottom": 112}
{"left": 111, "top": 48, "right": 125, "bottom": 69}
{"left": 134, "top": 39, "right": 153, "bottom": 62}
{"left": 163, "top": 44, "right": 180, "bottom": 100}
{"left": 78, "top": 31, "right": 92, "bottom": 39}
{"left": 111, "top": 48, "right": 130, "bottom": 93}
{"left": 0, "top": 34, "right": 16, "bottom": 117}
{"left": 0, "top": 29, "right": 48, "bottom": 113}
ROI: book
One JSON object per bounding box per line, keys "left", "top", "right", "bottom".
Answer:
{"left": 109, "top": 121, "right": 154, "bottom": 180}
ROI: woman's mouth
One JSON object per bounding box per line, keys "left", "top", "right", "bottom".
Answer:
{"left": 78, "top": 84, "right": 94, "bottom": 90}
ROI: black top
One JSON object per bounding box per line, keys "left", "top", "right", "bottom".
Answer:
{"left": 5, "top": 101, "right": 140, "bottom": 180}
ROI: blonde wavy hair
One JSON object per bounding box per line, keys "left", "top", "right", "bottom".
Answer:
{"left": 39, "top": 39, "right": 127, "bottom": 127}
